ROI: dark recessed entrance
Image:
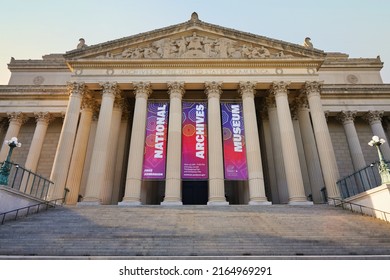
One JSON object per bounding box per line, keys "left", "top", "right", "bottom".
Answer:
{"left": 182, "top": 181, "right": 208, "bottom": 205}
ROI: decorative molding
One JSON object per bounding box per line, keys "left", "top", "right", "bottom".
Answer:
{"left": 238, "top": 81, "right": 256, "bottom": 99}
{"left": 34, "top": 112, "right": 54, "bottom": 125}
{"left": 66, "top": 82, "right": 87, "bottom": 97}
{"left": 269, "top": 81, "right": 290, "bottom": 96}
{"left": 133, "top": 82, "right": 152, "bottom": 99}
{"left": 7, "top": 112, "right": 28, "bottom": 125}
{"left": 363, "top": 110, "right": 384, "bottom": 125}
{"left": 205, "top": 81, "right": 223, "bottom": 99}
{"left": 336, "top": 111, "right": 357, "bottom": 125}
{"left": 167, "top": 81, "right": 185, "bottom": 99}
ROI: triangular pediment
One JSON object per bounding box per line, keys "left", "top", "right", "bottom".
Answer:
{"left": 65, "top": 12, "right": 325, "bottom": 62}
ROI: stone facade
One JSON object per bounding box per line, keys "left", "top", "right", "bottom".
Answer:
{"left": 1, "top": 13, "right": 389, "bottom": 206}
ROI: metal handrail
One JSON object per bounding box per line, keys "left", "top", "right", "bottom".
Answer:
{"left": 0, "top": 160, "right": 54, "bottom": 200}
{"left": 336, "top": 160, "right": 389, "bottom": 199}
{"left": 0, "top": 198, "right": 64, "bottom": 225}
{"left": 328, "top": 197, "right": 390, "bottom": 223}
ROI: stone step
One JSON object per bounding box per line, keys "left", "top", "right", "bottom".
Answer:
{"left": 1, "top": 205, "right": 390, "bottom": 257}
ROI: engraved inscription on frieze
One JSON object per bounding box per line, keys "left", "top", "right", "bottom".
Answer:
{"left": 96, "top": 32, "right": 295, "bottom": 60}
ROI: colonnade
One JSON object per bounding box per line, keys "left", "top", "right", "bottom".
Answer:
{"left": 1, "top": 80, "right": 389, "bottom": 205}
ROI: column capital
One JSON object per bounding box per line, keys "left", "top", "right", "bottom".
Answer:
{"left": 133, "top": 82, "right": 152, "bottom": 99}
{"left": 66, "top": 82, "right": 87, "bottom": 98}
{"left": 81, "top": 95, "right": 98, "bottom": 112}
{"left": 363, "top": 110, "right": 384, "bottom": 125}
{"left": 269, "top": 81, "right": 290, "bottom": 97}
{"left": 113, "top": 94, "right": 125, "bottom": 110}
{"left": 205, "top": 81, "right": 223, "bottom": 99}
{"left": 337, "top": 110, "right": 357, "bottom": 125}
{"left": 167, "top": 81, "right": 185, "bottom": 99}
{"left": 238, "top": 81, "right": 256, "bottom": 99}
{"left": 7, "top": 112, "right": 28, "bottom": 125}
{"left": 303, "top": 81, "right": 323, "bottom": 97}
{"left": 265, "top": 95, "right": 277, "bottom": 109}
{"left": 99, "top": 82, "right": 121, "bottom": 98}
{"left": 34, "top": 112, "right": 54, "bottom": 125}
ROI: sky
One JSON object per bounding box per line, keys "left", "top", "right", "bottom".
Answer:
{"left": 0, "top": 0, "right": 389, "bottom": 84}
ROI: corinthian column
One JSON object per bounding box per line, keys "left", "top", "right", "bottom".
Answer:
{"left": 363, "top": 110, "right": 390, "bottom": 161}
{"left": 65, "top": 96, "right": 96, "bottom": 204}
{"left": 162, "top": 82, "right": 185, "bottom": 205}
{"left": 303, "top": 81, "right": 340, "bottom": 200}
{"left": 238, "top": 81, "right": 271, "bottom": 205}
{"left": 270, "top": 81, "right": 312, "bottom": 205}
{"left": 337, "top": 111, "right": 367, "bottom": 170}
{"left": 120, "top": 82, "right": 152, "bottom": 205}
{"left": 100, "top": 95, "right": 123, "bottom": 204}
{"left": 25, "top": 112, "right": 53, "bottom": 172}
{"left": 265, "top": 96, "right": 289, "bottom": 203}
{"left": 50, "top": 82, "right": 86, "bottom": 199}
{"left": 80, "top": 82, "right": 121, "bottom": 205}
{"left": 205, "top": 81, "right": 228, "bottom": 205}
{"left": 296, "top": 96, "right": 325, "bottom": 203}
{"left": 0, "top": 112, "right": 27, "bottom": 162}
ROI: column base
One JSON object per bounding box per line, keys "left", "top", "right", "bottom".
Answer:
{"left": 118, "top": 200, "right": 142, "bottom": 206}
{"left": 288, "top": 200, "right": 314, "bottom": 206}
{"left": 161, "top": 201, "right": 183, "bottom": 206}
{"left": 207, "top": 201, "right": 229, "bottom": 206}
{"left": 249, "top": 200, "right": 272, "bottom": 205}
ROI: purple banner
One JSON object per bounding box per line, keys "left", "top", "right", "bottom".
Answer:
{"left": 181, "top": 102, "right": 208, "bottom": 179}
{"left": 142, "top": 102, "right": 169, "bottom": 179}
{"left": 221, "top": 102, "right": 248, "bottom": 180}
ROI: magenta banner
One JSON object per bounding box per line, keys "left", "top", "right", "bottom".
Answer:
{"left": 181, "top": 102, "right": 208, "bottom": 179}
{"left": 142, "top": 102, "right": 169, "bottom": 179}
{"left": 221, "top": 102, "right": 248, "bottom": 180}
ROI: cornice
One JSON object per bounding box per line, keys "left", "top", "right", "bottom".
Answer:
{"left": 67, "top": 58, "right": 324, "bottom": 71}
{"left": 321, "top": 84, "right": 390, "bottom": 97}
{"left": 0, "top": 85, "right": 68, "bottom": 99}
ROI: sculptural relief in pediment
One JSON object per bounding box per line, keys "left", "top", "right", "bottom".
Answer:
{"left": 94, "top": 32, "right": 295, "bottom": 60}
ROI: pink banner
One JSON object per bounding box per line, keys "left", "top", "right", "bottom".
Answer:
{"left": 181, "top": 102, "right": 208, "bottom": 179}
{"left": 142, "top": 102, "right": 169, "bottom": 179}
{"left": 221, "top": 102, "right": 248, "bottom": 180}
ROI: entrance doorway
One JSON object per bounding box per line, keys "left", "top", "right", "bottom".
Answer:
{"left": 182, "top": 181, "right": 208, "bottom": 205}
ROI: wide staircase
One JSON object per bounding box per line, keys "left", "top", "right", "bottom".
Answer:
{"left": 1, "top": 204, "right": 390, "bottom": 258}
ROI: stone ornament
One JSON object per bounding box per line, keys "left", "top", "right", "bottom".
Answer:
{"left": 95, "top": 33, "right": 295, "bottom": 60}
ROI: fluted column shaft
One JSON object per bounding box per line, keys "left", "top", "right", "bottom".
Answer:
{"left": 120, "top": 82, "right": 152, "bottom": 205}
{"left": 162, "top": 82, "right": 185, "bottom": 205}
{"left": 81, "top": 82, "right": 121, "bottom": 204}
{"left": 100, "top": 97, "right": 123, "bottom": 204}
{"left": 65, "top": 97, "right": 95, "bottom": 204}
{"left": 50, "top": 82, "right": 85, "bottom": 199}
{"left": 304, "top": 81, "right": 341, "bottom": 199}
{"left": 297, "top": 99, "right": 325, "bottom": 203}
{"left": 270, "top": 82, "right": 311, "bottom": 204}
{"left": 266, "top": 97, "right": 289, "bottom": 203}
{"left": 205, "top": 81, "right": 228, "bottom": 205}
{"left": 337, "top": 111, "right": 367, "bottom": 170}
{"left": 0, "top": 112, "right": 27, "bottom": 162}
{"left": 239, "top": 82, "right": 270, "bottom": 205}
{"left": 364, "top": 111, "right": 390, "bottom": 161}
{"left": 25, "top": 112, "right": 53, "bottom": 172}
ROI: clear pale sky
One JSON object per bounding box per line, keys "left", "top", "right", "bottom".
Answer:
{"left": 1, "top": 0, "right": 389, "bottom": 84}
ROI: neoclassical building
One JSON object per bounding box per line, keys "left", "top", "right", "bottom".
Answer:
{"left": 1, "top": 13, "right": 389, "bottom": 206}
